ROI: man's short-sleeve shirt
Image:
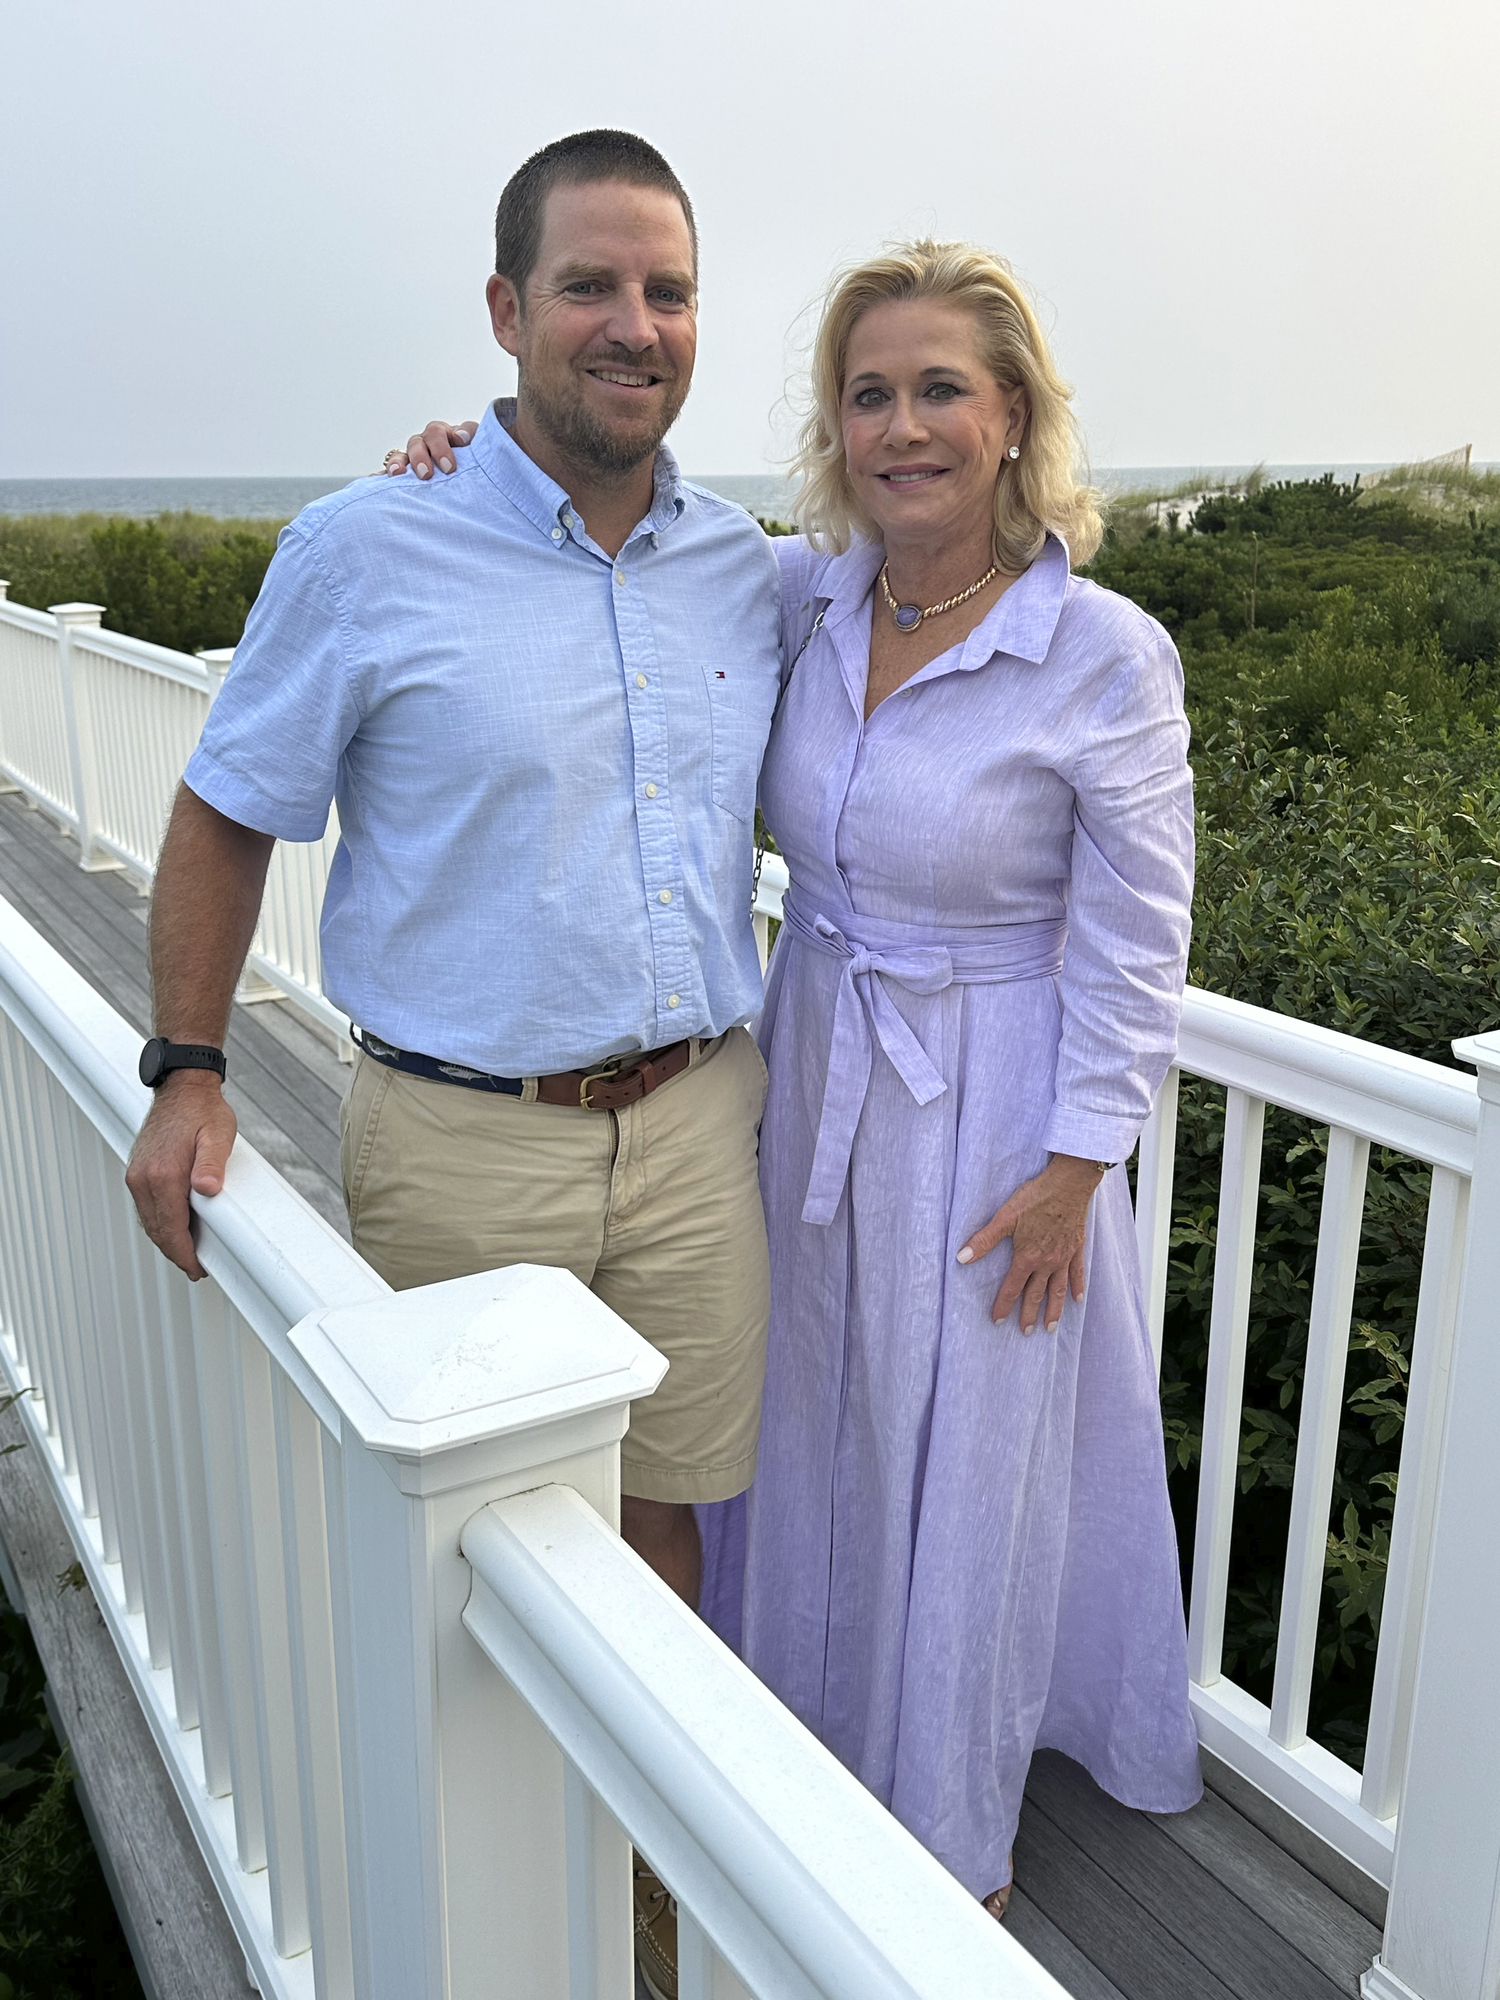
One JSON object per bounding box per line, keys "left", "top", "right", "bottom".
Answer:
{"left": 185, "top": 401, "right": 782, "bottom": 1075}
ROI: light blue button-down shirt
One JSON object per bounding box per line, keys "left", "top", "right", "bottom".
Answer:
{"left": 185, "top": 400, "right": 783, "bottom": 1074}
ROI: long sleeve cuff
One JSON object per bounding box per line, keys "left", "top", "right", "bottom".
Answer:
{"left": 1042, "top": 1103, "right": 1147, "bottom": 1164}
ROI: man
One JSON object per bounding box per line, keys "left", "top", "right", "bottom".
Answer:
{"left": 125, "top": 130, "right": 782, "bottom": 1618}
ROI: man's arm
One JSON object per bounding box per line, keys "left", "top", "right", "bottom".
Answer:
{"left": 125, "top": 784, "right": 275, "bottom": 1279}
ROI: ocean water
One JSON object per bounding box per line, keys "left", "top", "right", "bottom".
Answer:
{"left": 0, "top": 464, "right": 1444, "bottom": 523}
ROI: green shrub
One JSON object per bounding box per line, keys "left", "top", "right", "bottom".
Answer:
{"left": 1085, "top": 475, "right": 1500, "bottom": 1760}
{"left": 0, "top": 513, "right": 280, "bottom": 657}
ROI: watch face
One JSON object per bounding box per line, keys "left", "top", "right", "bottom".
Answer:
{"left": 138, "top": 1037, "right": 167, "bottom": 1087}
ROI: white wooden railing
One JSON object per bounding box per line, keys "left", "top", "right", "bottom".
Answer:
{"left": 1138, "top": 994, "right": 1500, "bottom": 2000}
{"left": 0, "top": 589, "right": 790, "bottom": 1051}
{"left": 0, "top": 895, "right": 1053, "bottom": 2000}
{"left": 4, "top": 583, "right": 1500, "bottom": 1998}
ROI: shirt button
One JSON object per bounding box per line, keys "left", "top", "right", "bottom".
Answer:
{"left": 563, "top": 513, "right": 574, "bottom": 527}
{"left": 658, "top": 889, "right": 673, "bottom": 905}
{"left": 667, "top": 993, "right": 680, "bottom": 1008}
{"left": 644, "top": 782, "right": 658, "bottom": 798}
{"left": 636, "top": 674, "right": 648, "bottom": 689}
{"left": 550, "top": 527, "right": 563, "bottom": 541}
{"left": 614, "top": 569, "right": 626, "bottom": 586}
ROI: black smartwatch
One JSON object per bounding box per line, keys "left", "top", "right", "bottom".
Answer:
{"left": 138, "top": 1037, "right": 227, "bottom": 1089}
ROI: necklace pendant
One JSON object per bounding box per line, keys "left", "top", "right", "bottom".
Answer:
{"left": 893, "top": 602, "right": 922, "bottom": 631}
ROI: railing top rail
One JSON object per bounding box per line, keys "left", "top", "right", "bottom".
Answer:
{"left": 0, "top": 598, "right": 59, "bottom": 638}
{"left": 67, "top": 620, "right": 215, "bottom": 692}
{"left": 464, "top": 1485, "right": 1069, "bottom": 2000}
{"left": 1179, "top": 986, "right": 1479, "bottom": 1172}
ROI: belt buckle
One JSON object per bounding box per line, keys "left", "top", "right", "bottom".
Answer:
{"left": 578, "top": 1058, "right": 627, "bottom": 1110}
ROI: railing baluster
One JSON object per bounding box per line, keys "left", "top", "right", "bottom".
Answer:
{"left": 1133, "top": 1064, "right": 1180, "bottom": 1375}
{"left": 1360, "top": 1163, "right": 1468, "bottom": 1821}
{"left": 226, "top": 1312, "right": 310, "bottom": 1957}
{"left": 0, "top": 1021, "right": 52, "bottom": 1414}
{"left": 120, "top": 1202, "right": 198, "bottom": 1700}
{"left": 58, "top": 1092, "right": 138, "bottom": 1592}
{"left": 156, "top": 1257, "right": 230, "bottom": 1783}
{"left": 272, "top": 1370, "right": 354, "bottom": 1999}
{"left": 21, "top": 1046, "right": 101, "bottom": 1514}
{"left": 677, "top": 1909, "right": 756, "bottom": 2000}
{"left": 1269, "top": 1123, "right": 1371, "bottom": 1748}
{"left": 564, "top": 1764, "right": 633, "bottom": 2000}
{"left": 76, "top": 1109, "right": 161, "bottom": 1640}
{"left": 190, "top": 1283, "right": 268, "bottom": 1871}
{"left": 1186, "top": 1086, "right": 1266, "bottom": 1686}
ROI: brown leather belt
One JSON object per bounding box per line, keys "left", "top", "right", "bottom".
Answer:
{"left": 354, "top": 1028, "right": 695, "bottom": 1110}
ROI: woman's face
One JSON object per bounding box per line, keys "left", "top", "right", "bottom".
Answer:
{"left": 839, "top": 298, "right": 1027, "bottom": 554}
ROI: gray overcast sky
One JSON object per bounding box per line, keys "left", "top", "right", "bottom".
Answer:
{"left": 3, "top": 0, "right": 1497, "bottom": 478}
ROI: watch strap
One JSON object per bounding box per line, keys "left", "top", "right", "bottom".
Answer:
{"left": 139, "top": 1037, "right": 227, "bottom": 1088}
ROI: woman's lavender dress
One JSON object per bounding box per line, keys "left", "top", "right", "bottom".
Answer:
{"left": 703, "top": 530, "right": 1203, "bottom": 1898}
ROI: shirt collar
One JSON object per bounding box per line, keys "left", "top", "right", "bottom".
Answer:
{"left": 470, "top": 397, "right": 685, "bottom": 544}
{"left": 816, "top": 527, "right": 1071, "bottom": 667}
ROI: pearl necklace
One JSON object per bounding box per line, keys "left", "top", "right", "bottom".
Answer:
{"left": 879, "top": 560, "right": 1000, "bottom": 632}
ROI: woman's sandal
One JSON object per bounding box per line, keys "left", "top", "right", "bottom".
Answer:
{"left": 982, "top": 1854, "right": 1015, "bottom": 1923}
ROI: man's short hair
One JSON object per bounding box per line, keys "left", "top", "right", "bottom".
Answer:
{"left": 494, "top": 130, "right": 698, "bottom": 302}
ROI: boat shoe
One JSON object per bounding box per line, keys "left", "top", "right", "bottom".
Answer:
{"left": 633, "top": 1856, "right": 678, "bottom": 2000}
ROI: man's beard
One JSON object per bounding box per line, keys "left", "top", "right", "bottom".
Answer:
{"left": 522, "top": 353, "right": 690, "bottom": 480}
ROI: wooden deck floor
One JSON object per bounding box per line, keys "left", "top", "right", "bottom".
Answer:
{"left": 0, "top": 785, "right": 1387, "bottom": 2000}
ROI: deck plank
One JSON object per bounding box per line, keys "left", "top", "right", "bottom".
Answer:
{"left": 1200, "top": 1748, "right": 1388, "bottom": 1930}
{"left": 1025, "top": 1753, "right": 1350, "bottom": 2000}
{"left": 1148, "top": 1783, "right": 1381, "bottom": 1993}
{"left": 1004, "top": 1887, "right": 1129, "bottom": 2000}
{"left": 1014, "top": 1792, "right": 1240, "bottom": 2000}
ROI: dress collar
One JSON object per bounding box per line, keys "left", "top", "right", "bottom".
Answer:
{"left": 814, "top": 528, "right": 1072, "bottom": 667}
{"left": 469, "top": 397, "right": 685, "bottom": 542}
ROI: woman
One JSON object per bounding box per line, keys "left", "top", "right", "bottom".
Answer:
{"left": 393, "top": 239, "right": 1202, "bottom": 1918}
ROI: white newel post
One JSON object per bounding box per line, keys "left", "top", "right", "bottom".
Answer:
{"left": 198, "top": 646, "right": 236, "bottom": 698}
{"left": 290, "top": 1263, "right": 667, "bottom": 2000}
{"left": 1363, "top": 1030, "right": 1500, "bottom": 2000}
{"left": 49, "top": 601, "right": 114, "bottom": 870}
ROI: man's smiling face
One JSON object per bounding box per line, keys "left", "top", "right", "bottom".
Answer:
{"left": 491, "top": 178, "right": 698, "bottom": 480}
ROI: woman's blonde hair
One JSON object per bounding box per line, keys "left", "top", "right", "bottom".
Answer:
{"left": 790, "top": 239, "right": 1103, "bottom": 571}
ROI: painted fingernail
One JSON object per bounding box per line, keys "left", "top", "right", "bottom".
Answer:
{"left": 956, "top": 1246, "right": 974, "bottom": 1264}
{"left": 1046, "top": 1319, "right": 1060, "bottom": 1333}
{"left": 417, "top": 464, "right": 431, "bottom": 478}
{"left": 439, "top": 456, "right": 454, "bottom": 473}
{"left": 455, "top": 429, "right": 471, "bottom": 441}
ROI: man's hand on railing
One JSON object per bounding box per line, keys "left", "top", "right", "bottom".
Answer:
{"left": 126, "top": 1069, "right": 238, "bottom": 1281}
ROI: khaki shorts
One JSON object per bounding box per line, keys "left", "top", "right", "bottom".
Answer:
{"left": 340, "top": 1027, "right": 771, "bottom": 1504}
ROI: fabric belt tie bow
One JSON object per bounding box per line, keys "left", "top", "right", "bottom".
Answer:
{"left": 780, "top": 891, "right": 1067, "bottom": 1226}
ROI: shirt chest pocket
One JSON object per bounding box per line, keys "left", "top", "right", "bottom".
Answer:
{"left": 700, "top": 663, "right": 772, "bottom": 825}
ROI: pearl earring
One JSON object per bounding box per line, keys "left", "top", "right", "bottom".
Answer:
{"left": 1007, "top": 445, "right": 1020, "bottom": 460}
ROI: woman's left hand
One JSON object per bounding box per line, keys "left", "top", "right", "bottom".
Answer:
{"left": 383, "top": 419, "right": 480, "bottom": 479}
{"left": 958, "top": 1155, "right": 1103, "bottom": 1333}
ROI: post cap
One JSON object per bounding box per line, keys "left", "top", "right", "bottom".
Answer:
{"left": 1453, "top": 1031, "right": 1500, "bottom": 1100}
{"left": 47, "top": 602, "right": 106, "bottom": 626}
{"left": 290, "top": 1263, "right": 668, "bottom": 1461}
